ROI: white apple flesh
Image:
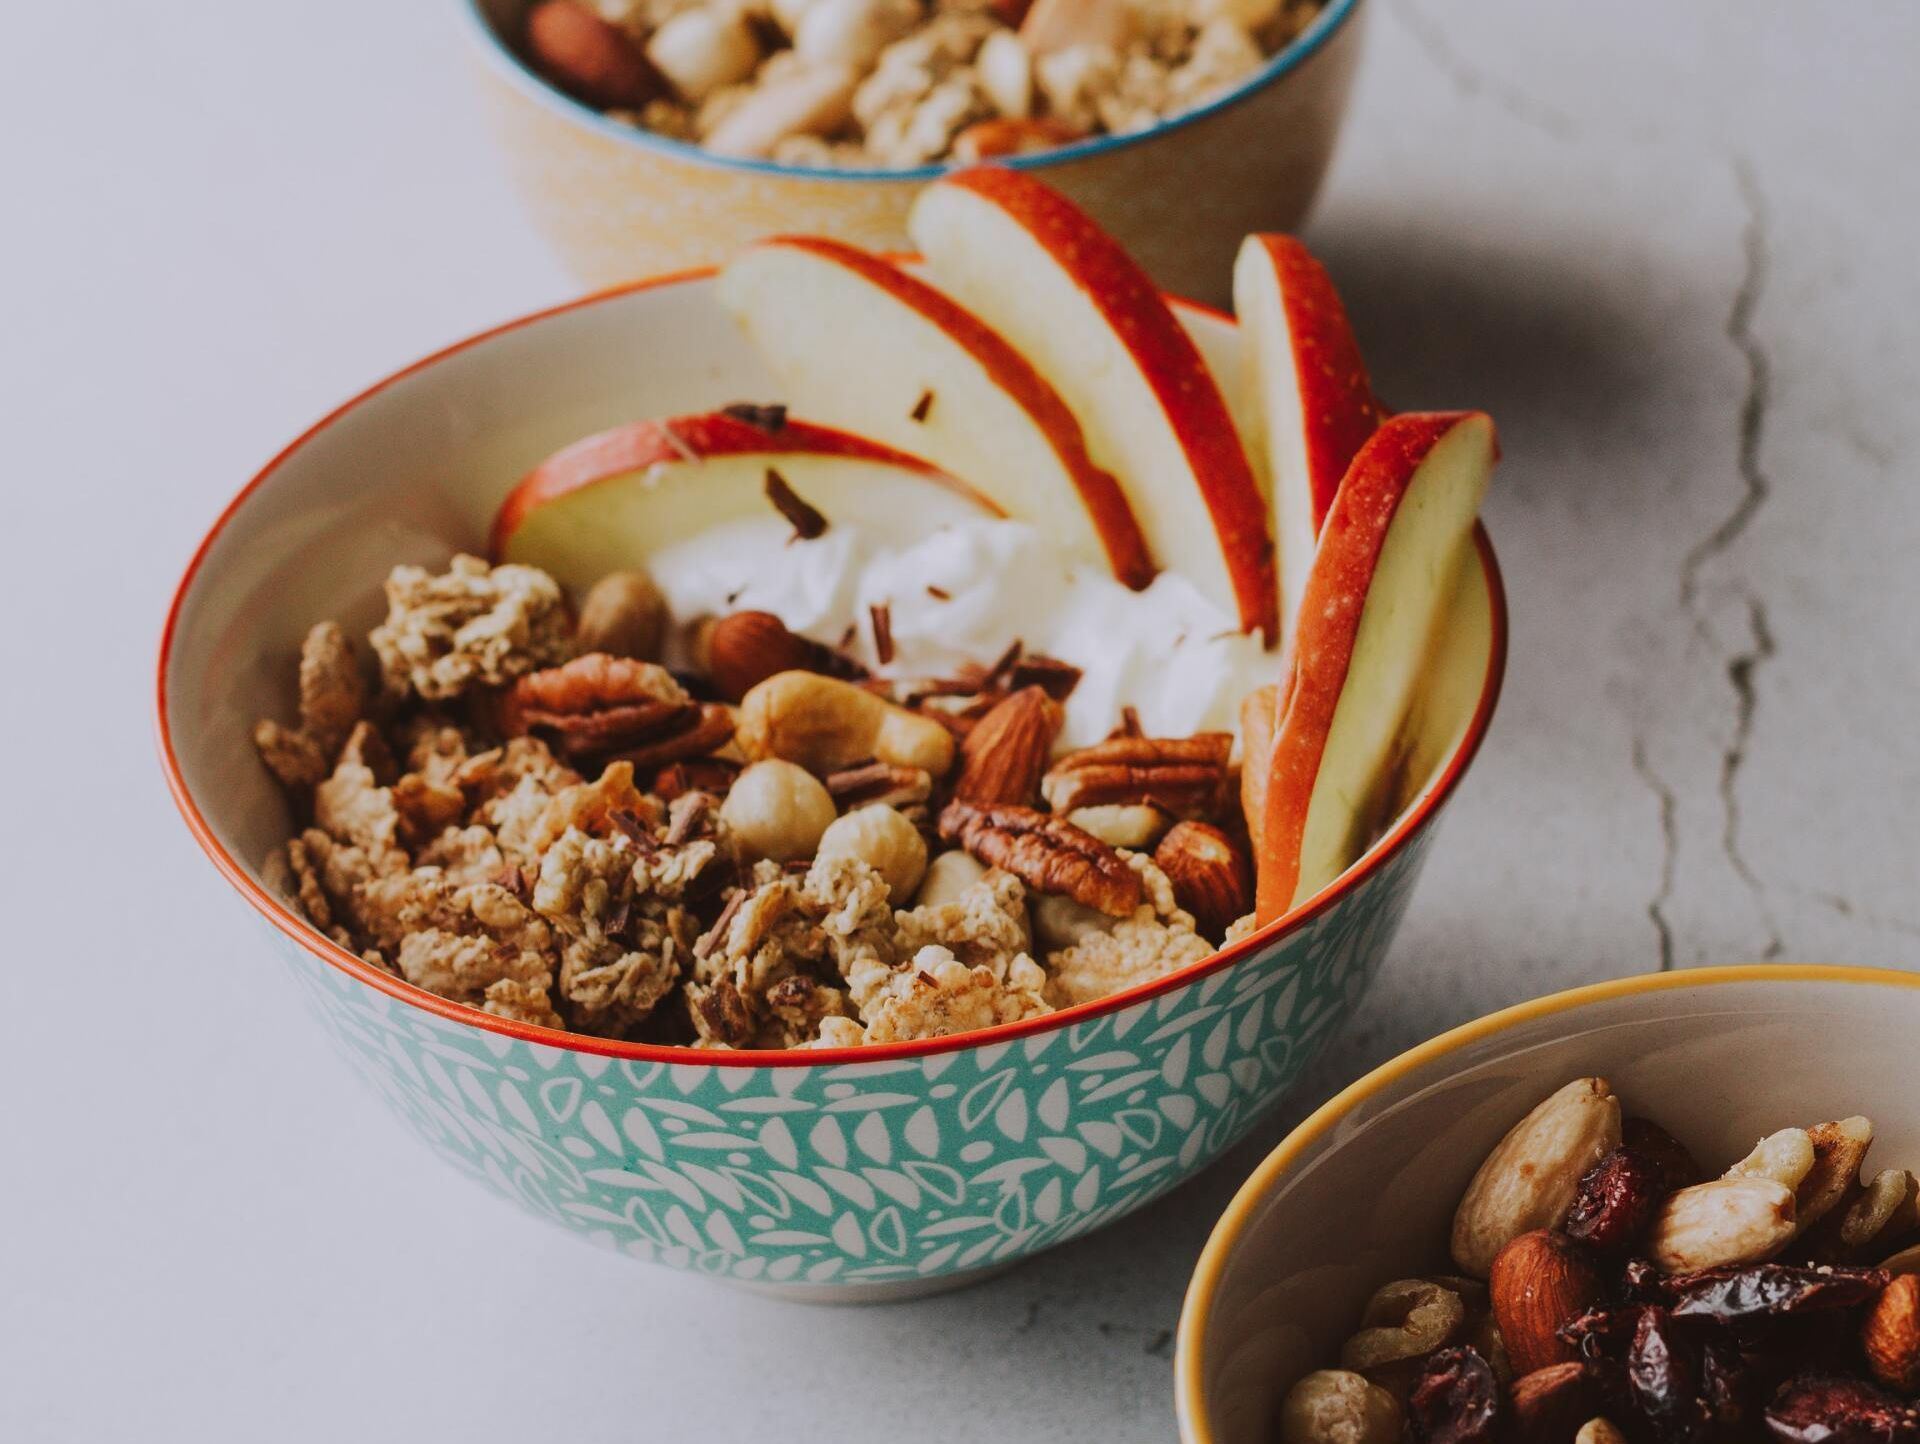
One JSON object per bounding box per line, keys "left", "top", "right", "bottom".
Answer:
{"left": 909, "top": 168, "right": 1278, "bottom": 642}
{"left": 715, "top": 235, "right": 1154, "bottom": 588}
{"left": 1254, "top": 411, "right": 1497, "bottom": 920}
{"left": 1233, "top": 233, "right": 1381, "bottom": 639}
{"left": 490, "top": 411, "right": 1000, "bottom": 595}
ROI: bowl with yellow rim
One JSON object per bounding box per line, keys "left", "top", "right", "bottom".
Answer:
{"left": 1174, "top": 964, "right": 1920, "bottom": 1442}
{"left": 460, "top": 0, "right": 1369, "bottom": 302}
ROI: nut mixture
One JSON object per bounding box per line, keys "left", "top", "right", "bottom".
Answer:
{"left": 520, "top": 0, "right": 1324, "bottom": 167}
{"left": 1279, "top": 1078, "right": 1920, "bottom": 1444}
{"left": 256, "top": 553, "right": 1256, "bottom": 1048}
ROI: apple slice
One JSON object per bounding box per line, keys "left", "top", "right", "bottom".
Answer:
{"left": 1233, "top": 234, "right": 1381, "bottom": 638}
{"left": 491, "top": 411, "right": 999, "bottom": 593}
{"left": 715, "top": 235, "right": 1154, "bottom": 588}
{"left": 908, "top": 168, "right": 1277, "bottom": 641}
{"left": 1254, "top": 411, "right": 1497, "bottom": 921}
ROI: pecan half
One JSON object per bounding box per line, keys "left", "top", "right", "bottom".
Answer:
{"left": 501, "top": 653, "right": 731, "bottom": 766}
{"left": 937, "top": 800, "right": 1141, "bottom": 916}
{"left": 1041, "top": 733, "right": 1233, "bottom": 818}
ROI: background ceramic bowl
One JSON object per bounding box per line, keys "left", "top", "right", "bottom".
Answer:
{"left": 461, "top": 0, "right": 1368, "bottom": 302}
{"left": 158, "top": 268, "right": 1502, "bottom": 1301}
{"left": 1175, "top": 966, "right": 1920, "bottom": 1442}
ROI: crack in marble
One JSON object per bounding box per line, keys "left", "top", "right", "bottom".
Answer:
{"left": 1629, "top": 739, "right": 1678, "bottom": 971}
{"left": 1795, "top": 888, "right": 1920, "bottom": 942}
{"left": 1721, "top": 593, "right": 1783, "bottom": 958}
{"left": 1385, "top": 0, "right": 1576, "bottom": 140}
{"left": 1681, "top": 159, "right": 1772, "bottom": 607}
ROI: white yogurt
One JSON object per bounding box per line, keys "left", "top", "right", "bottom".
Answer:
{"left": 646, "top": 517, "right": 1274, "bottom": 749}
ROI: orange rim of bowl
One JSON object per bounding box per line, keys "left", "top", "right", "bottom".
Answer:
{"left": 1173, "top": 961, "right": 1920, "bottom": 1444}
{"left": 154, "top": 266, "right": 1507, "bottom": 1070}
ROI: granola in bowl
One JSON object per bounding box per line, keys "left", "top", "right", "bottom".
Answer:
{"left": 518, "top": 0, "right": 1327, "bottom": 166}
{"left": 256, "top": 550, "right": 1249, "bottom": 1050}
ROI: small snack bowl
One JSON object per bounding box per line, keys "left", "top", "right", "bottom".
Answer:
{"left": 461, "top": 0, "right": 1369, "bottom": 300}
{"left": 1176, "top": 966, "right": 1920, "bottom": 1441}
{"left": 158, "top": 267, "right": 1502, "bottom": 1301}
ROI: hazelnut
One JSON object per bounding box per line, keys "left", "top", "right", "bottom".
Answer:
{"left": 719, "top": 759, "right": 836, "bottom": 862}
{"left": 815, "top": 804, "right": 928, "bottom": 900}
{"left": 913, "top": 849, "right": 987, "bottom": 908}
{"left": 576, "top": 571, "right": 667, "bottom": 661}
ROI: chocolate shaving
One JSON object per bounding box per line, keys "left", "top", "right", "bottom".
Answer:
{"left": 603, "top": 893, "right": 632, "bottom": 940}
{"left": 491, "top": 864, "right": 530, "bottom": 900}
{"left": 765, "top": 467, "right": 827, "bottom": 541}
{"left": 910, "top": 390, "right": 934, "bottom": 423}
{"left": 610, "top": 808, "right": 658, "bottom": 852}
{"left": 721, "top": 401, "right": 788, "bottom": 433}
{"left": 694, "top": 889, "right": 745, "bottom": 959}
{"left": 1010, "top": 653, "right": 1082, "bottom": 702}
{"left": 982, "top": 638, "right": 1024, "bottom": 690}
{"left": 869, "top": 602, "right": 895, "bottom": 666}
{"left": 926, "top": 585, "right": 951, "bottom": 600}
{"left": 916, "top": 969, "right": 937, "bottom": 986}
{"left": 839, "top": 623, "right": 859, "bottom": 651}
{"left": 665, "top": 793, "right": 708, "bottom": 846}
{"left": 1118, "top": 705, "right": 1143, "bottom": 738}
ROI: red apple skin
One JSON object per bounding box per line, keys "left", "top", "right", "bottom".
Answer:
{"left": 937, "top": 167, "right": 1278, "bottom": 643}
{"left": 744, "top": 235, "right": 1156, "bottom": 590}
{"left": 489, "top": 411, "right": 1000, "bottom": 557}
{"left": 1245, "top": 234, "right": 1380, "bottom": 534}
{"left": 1253, "top": 411, "right": 1496, "bottom": 922}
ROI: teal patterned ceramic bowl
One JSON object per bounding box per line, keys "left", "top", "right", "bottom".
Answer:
{"left": 157, "top": 271, "right": 1505, "bottom": 1301}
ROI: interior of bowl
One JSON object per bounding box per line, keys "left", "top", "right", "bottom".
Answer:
{"left": 462, "top": 0, "right": 1365, "bottom": 183}
{"left": 159, "top": 270, "right": 1498, "bottom": 1060}
{"left": 1180, "top": 969, "right": 1920, "bottom": 1444}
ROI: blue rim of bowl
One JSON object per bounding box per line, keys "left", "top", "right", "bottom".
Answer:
{"left": 457, "top": 0, "right": 1364, "bottom": 183}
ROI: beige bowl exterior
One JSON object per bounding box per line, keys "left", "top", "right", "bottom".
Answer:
{"left": 1174, "top": 966, "right": 1920, "bottom": 1444}
{"left": 466, "top": 0, "right": 1367, "bottom": 302}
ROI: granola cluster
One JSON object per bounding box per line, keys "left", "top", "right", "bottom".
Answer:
{"left": 256, "top": 553, "right": 1254, "bottom": 1049}
{"left": 523, "top": 0, "right": 1324, "bottom": 168}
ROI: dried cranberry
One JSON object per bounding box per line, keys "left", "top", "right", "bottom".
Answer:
{"left": 1764, "top": 1375, "right": 1920, "bottom": 1444}
{"left": 1657, "top": 1264, "right": 1890, "bottom": 1325}
{"left": 1624, "top": 1117, "right": 1706, "bottom": 1190}
{"left": 1408, "top": 1346, "right": 1501, "bottom": 1444}
{"left": 1559, "top": 1302, "right": 1656, "bottom": 1358}
{"left": 1701, "top": 1335, "right": 1755, "bottom": 1439}
{"left": 1628, "top": 1307, "right": 1714, "bottom": 1444}
{"left": 1566, "top": 1147, "right": 1671, "bottom": 1252}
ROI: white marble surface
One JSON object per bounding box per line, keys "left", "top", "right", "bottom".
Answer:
{"left": 5, "top": 1, "right": 1918, "bottom": 1438}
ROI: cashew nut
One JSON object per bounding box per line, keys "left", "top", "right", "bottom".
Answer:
{"left": 793, "top": 0, "right": 921, "bottom": 70}
{"left": 737, "top": 670, "right": 954, "bottom": 775}
{"left": 976, "top": 29, "right": 1033, "bottom": 118}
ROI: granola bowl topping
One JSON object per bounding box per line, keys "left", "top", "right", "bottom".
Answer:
{"left": 159, "top": 206, "right": 1501, "bottom": 1297}
{"left": 1176, "top": 968, "right": 1920, "bottom": 1444}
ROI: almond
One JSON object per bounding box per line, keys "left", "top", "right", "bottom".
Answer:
{"left": 953, "top": 686, "right": 1062, "bottom": 805}
{"left": 1646, "top": 1176, "right": 1796, "bottom": 1273}
{"left": 1863, "top": 1273, "right": 1920, "bottom": 1394}
{"left": 524, "top": 0, "right": 658, "bottom": 109}
{"left": 702, "top": 611, "right": 845, "bottom": 702}
{"left": 1451, "top": 1079, "right": 1622, "bottom": 1278}
{"left": 1154, "top": 820, "right": 1252, "bottom": 940}
{"left": 1489, "top": 1232, "right": 1604, "bottom": 1376}
{"left": 1508, "top": 1363, "right": 1602, "bottom": 1444}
